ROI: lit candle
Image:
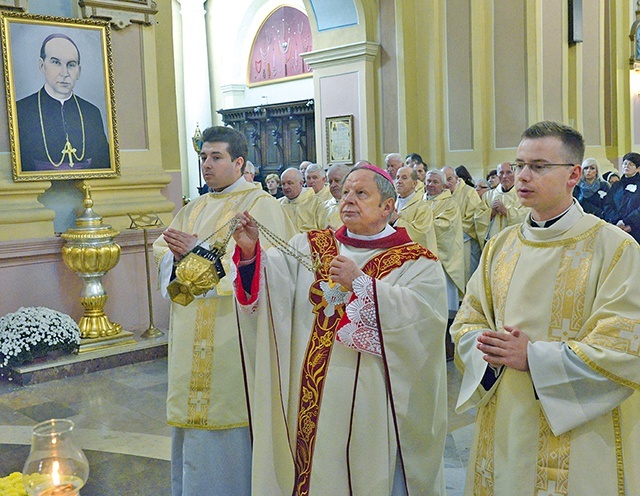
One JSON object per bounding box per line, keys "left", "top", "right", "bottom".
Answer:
{"left": 37, "top": 462, "right": 79, "bottom": 496}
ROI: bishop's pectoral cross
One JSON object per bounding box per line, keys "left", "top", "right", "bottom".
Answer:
{"left": 61, "top": 134, "right": 77, "bottom": 167}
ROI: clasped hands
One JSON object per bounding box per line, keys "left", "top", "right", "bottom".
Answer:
{"left": 491, "top": 198, "right": 507, "bottom": 219}
{"left": 476, "top": 325, "right": 530, "bottom": 372}
{"left": 232, "top": 212, "right": 364, "bottom": 291}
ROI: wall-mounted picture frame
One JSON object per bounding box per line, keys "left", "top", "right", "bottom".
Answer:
{"left": 326, "top": 114, "right": 354, "bottom": 165}
{"left": 0, "top": 12, "right": 119, "bottom": 182}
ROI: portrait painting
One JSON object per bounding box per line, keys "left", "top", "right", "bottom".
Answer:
{"left": 0, "top": 12, "right": 119, "bottom": 181}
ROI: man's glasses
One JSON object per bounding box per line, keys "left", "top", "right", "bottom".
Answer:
{"left": 510, "top": 162, "right": 575, "bottom": 176}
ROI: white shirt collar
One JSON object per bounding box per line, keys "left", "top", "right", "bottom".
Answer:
{"left": 346, "top": 224, "right": 396, "bottom": 240}
{"left": 208, "top": 176, "right": 245, "bottom": 194}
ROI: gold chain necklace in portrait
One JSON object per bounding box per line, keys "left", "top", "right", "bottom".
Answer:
{"left": 38, "top": 89, "right": 86, "bottom": 167}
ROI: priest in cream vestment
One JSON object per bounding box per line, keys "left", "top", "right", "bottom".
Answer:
{"left": 392, "top": 165, "right": 438, "bottom": 255}
{"left": 153, "top": 126, "right": 295, "bottom": 496}
{"left": 443, "top": 167, "right": 482, "bottom": 283}
{"left": 474, "top": 161, "right": 529, "bottom": 248}
{"left": 452, "top": 121, "right": 640, "bottom": 496}
{"left": 279, "top": 167, "right": 325, "bottom": 232}
{"left": 424, "top": 170, "right": 465, "bottom": 310}
{"left": 233, "top": 165, "right": 449, "bottom": 495}
{"left": 320, "top": 163, "right": 350, "bottom": 230}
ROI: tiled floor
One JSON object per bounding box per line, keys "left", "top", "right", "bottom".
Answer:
{"left": 0, "top": 358, "right": 474, "bottom": 495}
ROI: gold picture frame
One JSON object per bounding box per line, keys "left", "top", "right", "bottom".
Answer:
{"left": 326, "top": 115, "right": 354, "bottom": 165}
{"left": 0, "top": 12, "right": 119, "bottom": 182}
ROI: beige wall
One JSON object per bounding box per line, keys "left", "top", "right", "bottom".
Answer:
{"left": 368, "top": 0, "right": 631, "bottom": 178}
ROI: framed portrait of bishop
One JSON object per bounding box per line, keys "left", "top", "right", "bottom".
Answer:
{"left": 0, "top": 12, "right": 119, "bottom": 181}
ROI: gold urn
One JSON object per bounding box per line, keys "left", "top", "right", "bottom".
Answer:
{"left": 61, "top": 184, "right": 123, "bottom": 339}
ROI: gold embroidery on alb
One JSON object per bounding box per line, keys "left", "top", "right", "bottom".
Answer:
{"left": 535, "top": 410, "right": 571, "bottom": 495}
{"left": 548, "top": 236, "right": 595, "bottom": 342}
{"left": 491, "top": 230, "right": 520, "bottom": 329}
{"left": 473, "top": 393, "right": 498, "bottom": 496}
{"left": 584, "top": 316, "right": 640, "bottom": 357}
{"left": 186, "top": 298, "right": 217, "bottom": 426}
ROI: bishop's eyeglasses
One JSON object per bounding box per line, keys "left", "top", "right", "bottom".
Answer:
{"left": 510, "top": 162, "right": 575, "bottom": 176}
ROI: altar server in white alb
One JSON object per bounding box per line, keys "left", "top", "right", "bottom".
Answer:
{"left": 232, "top": 164, "right": 449, "bottom": 495}
{"left": 452, "top": 121, "right": 640, "bottom": 496}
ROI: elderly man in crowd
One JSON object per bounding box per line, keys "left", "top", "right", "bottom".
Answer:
{"left": 391, "top": 165, "right": 437, "bottom": 254}
{"left": 442, "top": 166, "right": 482, "bottom": 283}
{"left": 232, "top": 164, "right": 449, "bottom": 495}
{"left": 475, "top": 161, "right": 529, "bottom": 247}
{"left": 452, "top": 120, "right": 640, "bottom": 496}
{"left": 299, "top": 160, "right": 312, "bottom": 182}
{"left": 424, "top": 169, "right": 465, "bottom": 358}
{"left": 385, "top": 152, "right": 404, "bottom": 179}
{"left": 412, "top": 160, "right": 427, "bottom": 195}
{"left": 305, "top": 163, "right": 332, "bottom": 203}
{"left": 279, "top": 167, "right": 325, "bottom": 232}
{"left": 322, "top": 163, "right": 350, "bottom": 230}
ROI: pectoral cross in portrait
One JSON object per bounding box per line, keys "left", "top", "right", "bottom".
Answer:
{"left": 61, "top": 135, "right": 77, "bottom": 167}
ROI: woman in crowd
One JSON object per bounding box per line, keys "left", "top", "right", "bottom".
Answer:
{"left": 603, "top": 152, "right": 640, "bottom": 243}
{"left": 603, "top": 170, "right": 620, "bottom": 185}
{"left": 486, "top": 169, "right": 499, "bottom": 189}
{"left": 475, "top": 179, "right": 490, "bottom": 198}
{"left": 265, "top": 173, "right": 284, "bottom": 198}
{"left": 573, "top": 158, "right": 609, "bottom": 218}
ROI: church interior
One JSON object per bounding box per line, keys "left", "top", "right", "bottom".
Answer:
{"left": 0, "top": 0, "right": 638, "bottom": 494}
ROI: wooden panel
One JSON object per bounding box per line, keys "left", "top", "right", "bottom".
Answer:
{"left": 218, "top": 99, "right": 315, "bottom": 176}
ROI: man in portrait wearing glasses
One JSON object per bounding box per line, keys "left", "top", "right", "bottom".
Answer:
{"left": 474, "top": 161, "right": 529, "bottom": 247}
{"left": 16, "top": 33, "right": 110, "bottom": 172}
{"left": 452, "top": 121, "right": 640, "bottom": 496}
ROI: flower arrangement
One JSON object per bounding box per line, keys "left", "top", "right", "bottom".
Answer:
{"left": 0, "top": 307, "right": 80, "bottom": 375}
{"left": 0, "top": 472, "right": 27, "bottom": 495}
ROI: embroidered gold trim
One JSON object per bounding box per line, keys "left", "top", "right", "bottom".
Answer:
{"left": 535, "top": 409, "right": 571, "bottom": 495}
{"left": 612, "top": 407, "right": 626, "bottom": 496}
{"left": 604, "top": 239, "right": 632, "bottom": 280}
{"left": 473, "top": 392, "right": 497, "bottom": 496}
{"left": 491, "top": 229, "right": 521, "bottom": 329}
{"left": 582, "top": 316, "right": 640, "bottom": 357}
{"left": 548, "top": 235, "right": 596, "bottom": 342}
{"left": 517, "top": 221, "right": 604, "bottom": 248}
{"left": 568, "top": 343, "right": 640, "bottom": 390}
{"left": 168, "top": 420, "right": 249, "bottom": 430}
{"left": 186, "top": 298, "right": 218, "bottom": 426}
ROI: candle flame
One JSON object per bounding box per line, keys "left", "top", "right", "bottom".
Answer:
{"left": 51, "top": 460, "right": 61, "bottom": 486}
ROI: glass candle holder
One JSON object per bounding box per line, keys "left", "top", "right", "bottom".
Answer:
{"left": 22, "top": 419, "right": 89, "bottom": 496}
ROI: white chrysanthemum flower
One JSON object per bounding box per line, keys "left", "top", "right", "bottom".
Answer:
{"left": 0, "top": 307, "right": 80, "bottom": 374}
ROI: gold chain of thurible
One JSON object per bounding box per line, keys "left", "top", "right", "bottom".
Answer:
{"left": 38, "top": 89, "right": 86, "bottom": 167}
{"left": 188, "top": 215, "right": 319, "bottom": 273}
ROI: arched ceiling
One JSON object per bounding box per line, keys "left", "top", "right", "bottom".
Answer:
{"left": 307, "top": 0, "right": 358, "bottom": 31}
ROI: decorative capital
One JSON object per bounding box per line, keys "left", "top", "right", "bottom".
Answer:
{"left": 0, "top": 0, "right": 27, "bottom": 11}
{"left": 79, "top": 0, "right": 158, "bottom": 30}
{"left": 301, "top": 42, "right": 380, "bottom": 70}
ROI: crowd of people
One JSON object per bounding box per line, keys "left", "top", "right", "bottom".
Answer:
{"left": 154, "top": 122, "right": 640, "bottom": 496}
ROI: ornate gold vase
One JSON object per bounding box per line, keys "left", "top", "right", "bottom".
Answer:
{"left": 61, "top": 185, "right": 123, "bottom": 340}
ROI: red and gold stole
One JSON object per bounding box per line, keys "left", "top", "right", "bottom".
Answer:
{"left": 291, "top": 228, "right": 434, "bottom": 495}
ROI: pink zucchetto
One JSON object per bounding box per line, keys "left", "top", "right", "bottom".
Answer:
{"left": 352, "top": 163, "right": 394, "bottom": 185}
